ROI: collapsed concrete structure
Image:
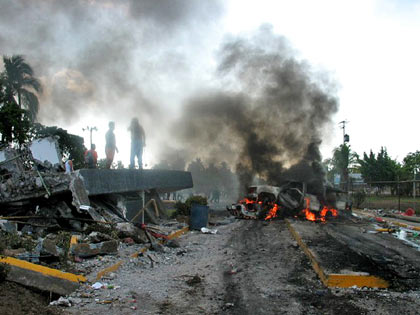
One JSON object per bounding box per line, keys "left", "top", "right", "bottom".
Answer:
{"left": 0, "top": 138, "right": 193, "bottom": 295}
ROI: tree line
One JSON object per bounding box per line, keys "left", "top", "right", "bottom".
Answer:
{"left": 324, "top": 144, "right": 420, "bottom": 195}
{"left": 0, "top": 55, "right": 87, "bottom": 168}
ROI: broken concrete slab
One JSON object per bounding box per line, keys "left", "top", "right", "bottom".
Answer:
{"left": 116, "top": 222, "right": 148, "bottom": 243}
{"left": 70, "top": 240, "right": 119, "bottom": 258}
{"left": 29, "top": 137, "right": 62, "bottom": 168}
{"left": 0, "top": 220, "right": 17, "bottom": 233}
{"left": 77, "top": 169, "right": 193, "bottom": 196}
{"left": 0, "top": 256, "right": 86, "bottom": 296}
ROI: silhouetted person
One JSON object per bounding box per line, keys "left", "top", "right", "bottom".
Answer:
{"left": 65, "top": 155, "right": 74, "bottom": 174}
{"left": 84, "top": 144, "right": 98, "bottom": 169}
{"left": 105, "top": 121, "right": 118, "bottom": 169}
{"left": 128, "top": 118, "right": 145, "bottom": 169}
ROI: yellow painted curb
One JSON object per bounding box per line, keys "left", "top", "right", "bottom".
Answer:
{"left": 286, "top": 220, "right": 328, "bottom": 286}
{"left": 327, "top": 274, "right": 389, "bottom": 288}
{"left": 0, "top": 256, "right": 86, "bottom": 283}
{"left": 167, "top": 226, "right": 189, "bottom": 240}
{"left": 95, "top": 226, "right": 189, "bottom": 280}
{"left": 96, "top": 261, "right": 124, "bottom": 281}
{"left": 285, "top": 220, "right": 389, "bottom": 289}
{"left": 70, "top": 235, "right": 79, "bottom": 246}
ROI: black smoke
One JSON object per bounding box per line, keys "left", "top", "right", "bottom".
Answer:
{"left": 173, "top": 26, "right": 339, "bottom": 195}
{"left": 0, "top": 0, "right": 222, "bottom": 125}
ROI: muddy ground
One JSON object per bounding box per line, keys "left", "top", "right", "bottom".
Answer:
{"left": 3, "top": 211, "right": 420, "bottom": 314}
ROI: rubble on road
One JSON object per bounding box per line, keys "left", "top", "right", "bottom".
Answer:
{"left": 0, "top": 139, "right": 192, "bottom": 299}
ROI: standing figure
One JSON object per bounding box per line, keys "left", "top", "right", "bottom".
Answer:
{"left": 84, "top": 144, "right": 98, "bottom": 169}
{"left": 65, "top": 155, "right": 74, "bottom": 174}
{"left": 128, "top": 118, "right": 146, "bottom": 169}
{"left": 105, "top": 121, "right": 118, "bottom": 169}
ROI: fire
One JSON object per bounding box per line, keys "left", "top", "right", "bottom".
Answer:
{"left": 240, "top": 198, "right": 256, "bottom": 205}
{"left": 265, "top": 204, "right": 279, "bottom": 220}
{"left": 302, "top": 198, "right": 338, "bottom": 222}
{"left": 303, "top": 197, "right": 316, "bottom": 221}
{"left": 304, "top": 208, "right": 316, "bottom": 221}
{"left": 319, "top": 206, "right": 338, "bottom": 222}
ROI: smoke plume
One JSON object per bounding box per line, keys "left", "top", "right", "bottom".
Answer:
{"left": 0, "top": 0, "right": 222, "bottom": 128}
{"left": 173, "top": 26, "right": 339, "bottom": 194}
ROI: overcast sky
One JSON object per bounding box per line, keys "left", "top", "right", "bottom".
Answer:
{"left": 1, "top": 0, "right": 420, "bottom": 166}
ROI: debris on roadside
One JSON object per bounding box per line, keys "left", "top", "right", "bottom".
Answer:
{"left": 201, "top": 227, "right": 218, "bottom": 234}
{"left": 0, "top": 138, "right": 193, "bottom": 301}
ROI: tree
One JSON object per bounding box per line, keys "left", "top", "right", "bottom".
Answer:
{"left": 329, "top": 144, "right": 359, "bottom": 190}
{"left": 401, "top": 151, "right": 420, "bottom": 179}
{"left": 358, "top": 147, "right": 400, "bottom": 190}
{"left": 2, "top": 55, "right": 42, "bottom": 121}
{"left": 31, "top": 124, "right": 85, "bottom": 169}
{"left": 0, "top": 78, "right": 31, "bottom": 144}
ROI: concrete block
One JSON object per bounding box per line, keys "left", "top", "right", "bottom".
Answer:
{"left": 77, "top": 169, "right": 193, "bottom": 196}
{"left": 71, "top": 240, "right": 119, "bottom": 258}
{"left": 0, "top": 256, "right": 86, "bottom": 296}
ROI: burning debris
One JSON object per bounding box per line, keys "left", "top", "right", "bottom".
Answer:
{"left": 228, "top": 182, "right": 346, "bottom": 222}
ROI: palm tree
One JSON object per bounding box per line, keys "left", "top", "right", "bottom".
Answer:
{"left": 332, "top": 144, "right": 359, "bottom": 191}
{"left": 2, "top": 55, "right": 42, "bottom": 121}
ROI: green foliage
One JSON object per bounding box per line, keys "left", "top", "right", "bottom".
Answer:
{"left": 31, "top": 123, "right": 85, "bottom": 168}
{"left": 352, "top": 190, "right": 366, "bottom": 208}
{"left": 401, "top": 151, "right": 420, "bottom": 180}
{"left": 2, "top": 55, "right": 42, "bottom": 121}
{"left": 173, "top": 195, "right": 208, "bottom": 217}
{"left": 325, "top": 144, "right": 358, "bottom": 188}
{"left": 0, "top": 231, "right": 36, "bottom": 252}
{"left": 358, "top": 147, "right": 400, "bottom": 188}
{"left": 0, "top": 101, "right": 31, "bottom": 145}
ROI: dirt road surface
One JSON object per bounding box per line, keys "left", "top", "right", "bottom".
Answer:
{"left": 60, "top": 216, "right": 420, "bottom": 315}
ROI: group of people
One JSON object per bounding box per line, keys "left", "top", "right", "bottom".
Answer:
{"left": 65, "top": 118, "right": 145, "bottom": 173}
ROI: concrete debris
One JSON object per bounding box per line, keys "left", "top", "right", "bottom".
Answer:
{"left": 86, "top": 231, "right": 115, "bottom": 243}
{"left": 0, "top": 141, "right": 194, "bottom": 301}
{"left": 49, "top": 297, "right": 72, "bottom": 307}
{"left": 0, "top": 220, "right": 17, "bottom": 233}
{"left": 116, "top": 222, "right": 148, "bottom": 243}
{"left": 71, "top": 240, "right": 119, "bottom": 258}
{"left": 201, "top": 227, "right": 218, "bottom": 234}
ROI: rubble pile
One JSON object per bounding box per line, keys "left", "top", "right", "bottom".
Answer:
{"left": 0, "top": 139, "right": 191, "bottom": 301}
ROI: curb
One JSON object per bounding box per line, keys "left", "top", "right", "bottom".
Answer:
{"left": 285, "top": 219, "right": 389, "bottom": 288}
{"left": 0, "top": 256, "right": 86, "bottom": 283}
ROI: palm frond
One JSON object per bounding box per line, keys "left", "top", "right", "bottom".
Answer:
{"left": 22, "top": 77, "right": 42, "bottom": 93}
{"left": 21, "top": 89, "right": 39, "bottom": 121}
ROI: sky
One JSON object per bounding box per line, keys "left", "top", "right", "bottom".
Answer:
{"left": 1, "top": 0, "right": 420, "bottom": 167}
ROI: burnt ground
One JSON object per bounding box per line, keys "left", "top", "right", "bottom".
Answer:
{"left": 220, "top": 220, "right": 367, "bottom": 314}
{"left": 59, "top": 213, "right": 420, "bottom": 315}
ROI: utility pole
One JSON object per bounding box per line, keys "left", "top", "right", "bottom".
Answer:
{"left": 339, "top": 120, "right": 350, "bottom": 144}
{"left": 339, "top": 120, "right": 350, "bottom": 200}
{"left": 82, "top": 126, "right": 98, "bottom": 148}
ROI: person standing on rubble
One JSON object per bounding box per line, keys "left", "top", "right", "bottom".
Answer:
{"left": 105, "top": 121, "right": 118, "bottom": 169}
{"left": 84, "top": 144, "right": 98, "bottom": 169}
{"left": 65, "top": 155, "right": 74, "bottom": 174}
{"left": 128, "top": 118, "right": 146, "bottom": 169}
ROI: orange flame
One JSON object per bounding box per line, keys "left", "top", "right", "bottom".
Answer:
{"left": 319, "top": 206, "right": 338, "bottom": 222}
{"left": 302, "top": 197, "right": 338, "bottom": 222}
{"left": 240, "top": 198, "right": 256, "bottom": 205}
{"left": 265, "top": 204, "right": 279, "bottom": 220}
{"left": 303, "top": 197, "right": 316, "bottom": 221}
